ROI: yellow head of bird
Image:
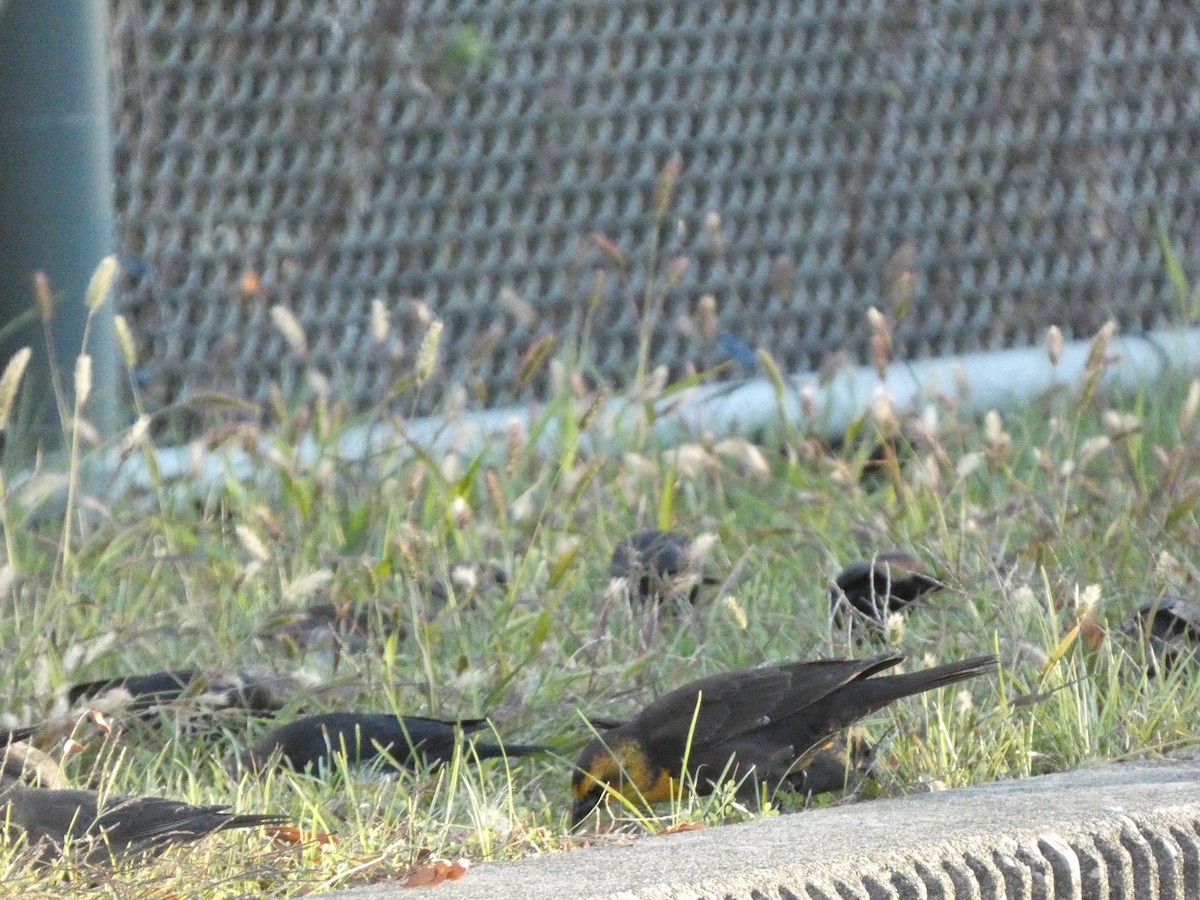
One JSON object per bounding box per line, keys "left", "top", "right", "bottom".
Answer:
{"left": 570, "top": 731, "right": 676, "bottom": 828}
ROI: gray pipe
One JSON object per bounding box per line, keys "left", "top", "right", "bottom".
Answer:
{"left": 0, "top": 0, "right": 119, "bottom": 456}
{"left": 112, "top": 325, "right": 1196, "bottom": 491}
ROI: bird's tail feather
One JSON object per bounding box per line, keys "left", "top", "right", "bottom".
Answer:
{"left": 471, "top": 742, "right": 548, "bottom": 761}
{"left": 862, "top": 654, "right": 997, "bottom": 710}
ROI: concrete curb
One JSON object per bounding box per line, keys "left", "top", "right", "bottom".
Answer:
{"left": 326, "top": 759, "right": 1200, "bottom": 899}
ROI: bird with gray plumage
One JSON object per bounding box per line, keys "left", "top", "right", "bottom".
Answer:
{"left": 235, "top": 712, "right": 547, "bottom": 776}
{"left": 261, "top": 602, "right": 392, "bottom": 656}
{"left": 609, "top": 529, "right": 719, "bottom": 604}
{"left": 0, "top": 777, "right": 286, "bottom": 864}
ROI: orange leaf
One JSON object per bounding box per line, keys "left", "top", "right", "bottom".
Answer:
{"left": 87, "top": 709, "right": 113, "bottom": 735}
{"left": 266, "top": 825, "right": 337, "bottom": 847}
{"left": 402, "top": 858, "right": 469, "bottom": 888}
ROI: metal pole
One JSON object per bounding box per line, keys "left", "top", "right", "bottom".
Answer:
{"left": 0, "top": 0, "right": 119, "bottom": 457}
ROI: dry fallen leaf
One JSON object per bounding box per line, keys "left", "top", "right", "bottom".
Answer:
{"left": 402, "top": 858, "right": 469, "bottom": 888}
{"left": 659, "top": 822, "right": 706, "bottom": 835}
{"left": 266, "top": 825, "right": 337, "bottom": 848}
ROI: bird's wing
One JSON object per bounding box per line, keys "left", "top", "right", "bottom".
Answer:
{"left": 396, "top": 715, "right": 486, "bottom": 733}
{"left": 634, "top": 667, "right": 794, "bottom": 750}
{"left": 96, "top": 796, "right": 229, "bottom": 843}
{"left": 765, "top": 655, "right": 904, "bottom": 723}
{"left": 94, "top": 795, "right": 285, "bottom": 851}
{"left": 684, "top": 734, "right": 796, "bottom": 786}
{"left": 0, "top": 785, "right": 102, "bottom": 844}
{"left": 67, "top": 670, "right": 195, "bottom": 705}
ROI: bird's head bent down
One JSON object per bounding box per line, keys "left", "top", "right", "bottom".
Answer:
{"left": 569, "top": 728, "right": 680, "bottom": 828}
{"left": 568, "top": 653, "right": 997, "bottom": 829}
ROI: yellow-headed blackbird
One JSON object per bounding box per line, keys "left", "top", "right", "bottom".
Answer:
{"left": 610, "top": 529, "right": 719, "bottom": 604}
{"left": 1120, "top": 596, "right": 1200, "bottom": 676}
{"left": 570, "top": 652, "right": 994, "bottom": 826}
{"left": 830, "top": 551, "right": 943, "bottom": 627}
{"left": 0, "top": 776, "right": 285, "bottom": 863}
{"left": 236, "top": 712, "right": 546, "bottom": 775}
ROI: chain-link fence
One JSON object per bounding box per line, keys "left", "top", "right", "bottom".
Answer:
{"left": 108, "top": 0, "right": 1200, "bottom": 423}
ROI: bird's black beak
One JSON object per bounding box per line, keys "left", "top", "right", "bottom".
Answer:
{"left": 569, "top": 794, "right": 598, "bottom": 830}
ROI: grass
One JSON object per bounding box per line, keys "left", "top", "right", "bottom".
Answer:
{"left": 1, "top": 245, "right": 1200, "bottom": 897}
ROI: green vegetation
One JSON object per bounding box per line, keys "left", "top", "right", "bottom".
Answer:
{"left": 1, "top": 245, "right": 1199, "bottom": 896}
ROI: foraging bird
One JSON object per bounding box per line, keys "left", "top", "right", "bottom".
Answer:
{"left": 0, "top": 777, "right": 285, "bottom": 864}
{"left": 1, "top": 724, "right": 39, "bottom": 750}
{"left": 610, "top": 530, "right": 718, "bottom": 604}
{"left": 68, "top": 668, "right": 294, "bottom": 719}
{"left": 262, "top": 602, "right": 395, "bottom": 655}
{"left": 68, "top": 670, "right": 195, "bottom": 708}
{"left": 830, "top": 551, "right": 943, "bottom": 627}
{"left": 1120, "top": 596, "right": 1200, "bottom": 676}
{"left": 429, "top": 561, "right": 510, "bottom": 610}
{"left": 2, "top": 709, "right": 113, "bottom": 773}
{"left": 262, "top": 564, "right": 505, "bottom": 655}
{"left": 236, "top": 712, "right": 546, "bottom": 775}
{"left": 569, "top": 720, "right": 871, "bottom": 798}
{"left": 787, "top": 731, "right": 875, "bottom": 797}
{"left": 570, "top": 652, "right": 995, "bottom": 827}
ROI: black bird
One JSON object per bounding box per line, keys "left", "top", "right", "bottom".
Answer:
{"left": 2, "top": 709, "right": 113, "bottom": 772}
{"left": 787, "top": 731, "right": 875, "bottom": 797}
{"left": 0, "top": 777, "right": 286, "bottom": 864}
{"left": 1120, "top": 596, "right": 1200, "bottom": 676}
{"left": 264, "top": 563, "right": 508, "bottom": 657}
{"left": 610, "top": 530, "right": 718, "bottom": 604}
{"left": 262, "top": 602, "right": 395, "bottom": 656}
{"left": 830, "top": 551, "right": 943, "bottom": 628}
{"left": 428, "top": 561, "right": 510, "bottom": 610}
{"left": 68, "top": 668, "right": 294, "bottom": 719}
{"left": 68, "top": 670, "right": 195, "bottom": 710}
{"left": 236, "top": 712, "right": 546, "bottom": 775}
{"left": 571, "top": 652, "right": 995, "bottom": 827}
{"left": 1, "top": 724, "right": 39, "bottom": 750}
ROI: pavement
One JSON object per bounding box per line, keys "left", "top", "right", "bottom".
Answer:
{"left": 325, "top": 757, "right": 1200, "bottom": 899}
